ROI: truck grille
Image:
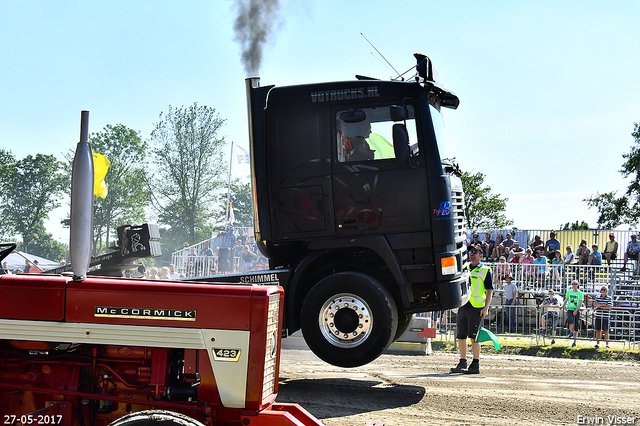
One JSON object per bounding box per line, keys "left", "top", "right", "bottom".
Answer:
{"left": 262, "top": 293, "right": 280, "bottom": 401}
{"left": 450, "top": 180, "right": 466, "bottom": 244}
{"left": 449, "top": 174, "right": 468, "bottom": 272}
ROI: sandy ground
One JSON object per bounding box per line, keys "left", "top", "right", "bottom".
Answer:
{"left": 276, "top": 337, "right": 640, "bottom": 426}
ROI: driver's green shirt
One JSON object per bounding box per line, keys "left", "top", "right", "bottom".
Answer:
{"left": 565, "top": 289, "right": 584, "bottom": 311}
{"left": 366, "top": 133, "right": 394, "bottom": 159}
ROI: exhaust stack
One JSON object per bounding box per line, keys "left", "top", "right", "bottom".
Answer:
{"left": 245, "top": 77, "right": 260, "bottom": 237}
{"left": 69, "top": 111, "right": 94, "bottom": 281}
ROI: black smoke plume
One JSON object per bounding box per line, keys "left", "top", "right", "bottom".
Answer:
{"left": 233, "top": 0, "right": 280, "bottom": 76}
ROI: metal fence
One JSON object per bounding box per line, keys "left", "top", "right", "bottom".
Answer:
{"left": 170, "top": 252, "right": 270, "bottom": 278}
{"left": 435, "top": 306, "right": 639, "bottom": 350}
{"left": 433, "top": 264, "right": 640, "bottom": 349}
{"left": 170, "top": 227, "right": 270, "bottom": 277}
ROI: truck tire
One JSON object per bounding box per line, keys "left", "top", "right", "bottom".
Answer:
{"left": 108, "top": 410, "right": 205, "bottom": 426}
{"left": 300, "top": 272, "right": 398, "bottom": 367}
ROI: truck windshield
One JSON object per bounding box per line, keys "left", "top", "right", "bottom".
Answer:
{"left": 337, "top": 105, "right": 417, "bottom": 163}
{"left": 430, "top": 104, "right": 450, "bottom": 161}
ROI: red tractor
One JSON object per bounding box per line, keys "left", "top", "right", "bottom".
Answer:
{"left": 0, "top": 269, "right": 322, "bottom": 426}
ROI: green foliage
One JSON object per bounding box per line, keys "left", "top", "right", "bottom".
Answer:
{"left": 0, "top": 153, "right": 69, "bottom": 252}
{"left": 0, "top": 149, "right": 17, "bottom": 240}
{"left": 16, "top": 223, "right": 69, "bottom": 265}
{"left": 0, "top": 148, "right": 15, "bottom": 171}
{"left": 149, "top": 103, "right": 228, "bottom": 254}
{"left": 585, "top": 123, "right": 640, "bottom": 228}
{"left": 461, "top": 171, "right": 513, "bottom": 230}
{"left": 584, "top": 191, "right": 627, "bottom": 229}
{"left": 223, "top": 180, "right": 253, "bottom": 227}
{"left": 560, "top": 220, "right": 590, "bottom": 230}
{"left": 158, "top": 225, "right": 212, "bottom": 262}
{"left": 87, "top": 124, "right": 150, "bottom": 255}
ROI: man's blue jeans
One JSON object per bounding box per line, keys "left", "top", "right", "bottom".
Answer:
{"left": 506, "top": 300, "right": 517, "bottom": 332}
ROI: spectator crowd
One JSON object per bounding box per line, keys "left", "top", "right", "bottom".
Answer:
{"left": 467, "top": 231, "right": 636, "bottom": 288}
{"left": 178, "top": 225, "right": 268, "bottom": 278}
{"left": 462, "top": 230, "right": 634, "bottom": 350}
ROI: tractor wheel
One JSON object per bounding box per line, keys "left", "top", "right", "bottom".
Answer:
{"left": 300, "top": 271, "right": 398, "bottom": 367}
{"left": 108, "top": 410, "right": 205, "bottom": 426}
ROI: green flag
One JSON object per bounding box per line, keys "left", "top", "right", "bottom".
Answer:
{"left": 476, "top": 327, "right": 501, "bottom": 350}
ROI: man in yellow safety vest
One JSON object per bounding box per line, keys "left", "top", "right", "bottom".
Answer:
{"left": 450, "top": 244, "right": 494, "bottom": 374}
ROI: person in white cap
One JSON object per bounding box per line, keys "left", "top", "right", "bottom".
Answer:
{"left": 620, "top": 234, "right": 640, "bottom": 272}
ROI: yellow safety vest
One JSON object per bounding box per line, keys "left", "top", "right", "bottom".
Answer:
{"left": 469, "top": 264, "right": 491, "bottom": 308}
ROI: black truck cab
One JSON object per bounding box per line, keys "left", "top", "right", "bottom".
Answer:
{"left": 244, "top": 55, "right": 469, "bottom": 367}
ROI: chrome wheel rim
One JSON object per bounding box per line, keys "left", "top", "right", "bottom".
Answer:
{"left": 319, "top": 293, "right": 372, "bottom": 348}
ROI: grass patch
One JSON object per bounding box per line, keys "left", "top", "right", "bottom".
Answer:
{"left": 431, "top": 338, "right": 640, "bottom": 362}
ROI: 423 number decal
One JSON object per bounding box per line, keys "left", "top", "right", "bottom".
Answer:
{"left": 212, "top": 348, "right": 241, "bottom": 362}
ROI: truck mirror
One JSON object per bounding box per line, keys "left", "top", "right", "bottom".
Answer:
{"left": 340, "top": 108, "right": 367, "bottom": 123}
{"left": 390, "top": 105, "right": 406, "bottom": 122}
{"left": 393, "top": 123, "right": 409, "bottom": 163}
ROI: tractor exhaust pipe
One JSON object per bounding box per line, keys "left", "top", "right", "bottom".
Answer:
{"left": 69, "top": 110, "right": 94, "bottom": 281}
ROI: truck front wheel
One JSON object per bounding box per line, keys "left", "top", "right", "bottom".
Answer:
{"left": 300, "top": 272, "right": 398, "bottom": 367}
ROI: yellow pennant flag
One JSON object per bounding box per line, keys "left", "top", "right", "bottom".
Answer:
{"left": 92, "top": 152, "right": 110, "bottom": 198}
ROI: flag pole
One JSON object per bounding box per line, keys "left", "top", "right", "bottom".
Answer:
{"left": 225, "top": 141, "right": 234, "bottom": 225}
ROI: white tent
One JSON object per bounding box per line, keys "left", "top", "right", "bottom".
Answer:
{"left": 3, "top": 251, "right": 59, "bottom": 272}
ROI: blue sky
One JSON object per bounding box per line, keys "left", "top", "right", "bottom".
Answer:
{"left": 2, "top": 1, "right": 639, "bottom": 243}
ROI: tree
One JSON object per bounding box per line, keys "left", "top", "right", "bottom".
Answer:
{"left": 85, "top": 124, "right": 150, "bottom": 255}
{"left": 0, "top": 148, "right": 15, "bottom": 171}
{"left": 221, "top": 180, "right": 254, "bottom": 228}
{"left": 0, "top": 149, "right": 17, "bottom": 240}
{"left": 560, "top": 220, "right": 589, "bottom": 230}
{"left": 461, "top": 171, "right": 513, "bottom": 230}
{"left": 1, "top": 154, "right": 69, "bottom": 252}
{"left": 149, "top": 103, "right": 228, "bottom": 252}
{"left": 17, "top": 222, "right": 69, "bottom": 264}
{"left": 585, "top": 123, "right": 640, "bottom": 228}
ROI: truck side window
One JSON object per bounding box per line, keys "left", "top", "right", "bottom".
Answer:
{"left": 336, "top": 105, "right": 417, "bottom": 162}
{"left": 277, "top": 112, "right": 321, "bottom": 167}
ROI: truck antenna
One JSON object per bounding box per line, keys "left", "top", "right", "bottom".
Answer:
{"left": 396, "top": 63, "right": 420, "bottom": 81}
{"left": 360, "top": 33, "right": 402, "bottom": 81}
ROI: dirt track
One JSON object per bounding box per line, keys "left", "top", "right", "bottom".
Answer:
{"left": 276, "top": 344, "right": 640, "bottom": 426}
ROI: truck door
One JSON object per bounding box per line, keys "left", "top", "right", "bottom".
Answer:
{"left": 265, "top": 104, "right": 335, "bottom": 241}
{"left": 332, "top": 103, "right": 429, "bottom": 237}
